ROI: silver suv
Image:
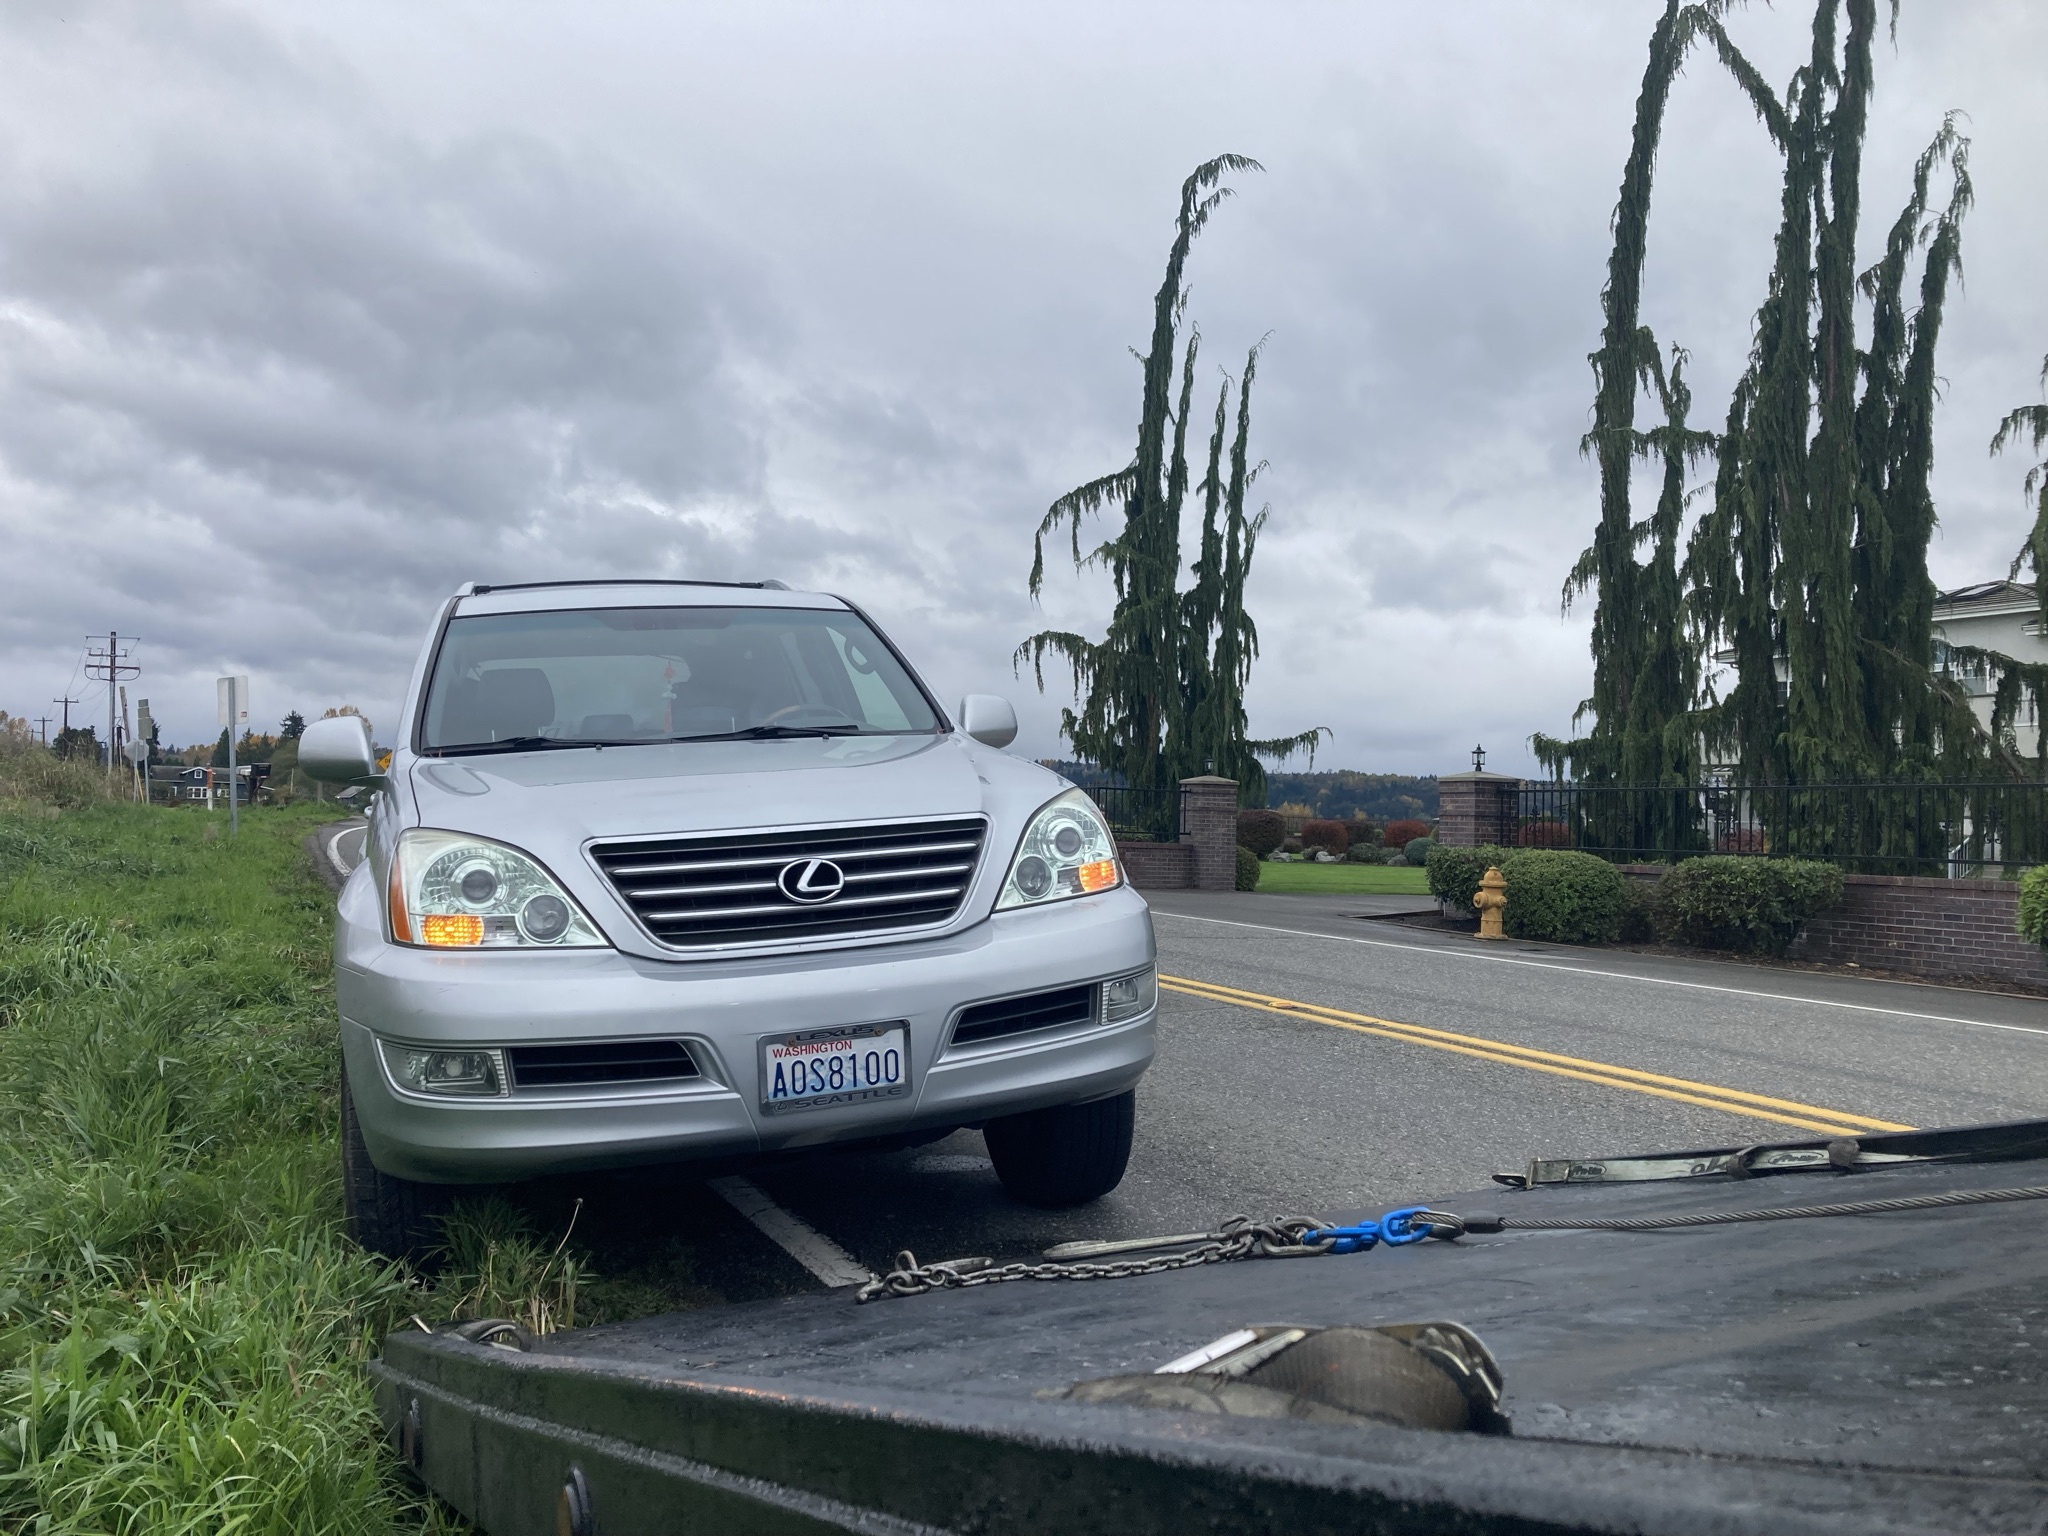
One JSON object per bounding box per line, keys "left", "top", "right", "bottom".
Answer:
{"left": 303, "top": 579, "right": 1157, "bottom": 1258}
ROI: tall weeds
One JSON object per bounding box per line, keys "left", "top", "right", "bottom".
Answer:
{"left": 0, "top": 796, "right": 472, "bottom": 1532}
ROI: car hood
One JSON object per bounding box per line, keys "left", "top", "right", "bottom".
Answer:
{"left": 400, "top": 733, "right": 1062, "bottom": 958}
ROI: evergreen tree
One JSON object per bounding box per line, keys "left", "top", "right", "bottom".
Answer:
{"left": 1020, "top": 158, "right": 1322, "bottom": 803}
{"left": 1557, "top": 0, "right": 2011, "bottom": 795}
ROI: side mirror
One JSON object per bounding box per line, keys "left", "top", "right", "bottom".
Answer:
{"left": 299, "top": 715, "right": 383, "bottom": 786}
{"left": 958, "top": 694, "right": 1018, "bottom": 750}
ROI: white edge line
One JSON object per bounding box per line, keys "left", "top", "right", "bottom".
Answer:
{"left": 324, "top": 824, "right": 362, "bottom": 880}
{"left": 1153, "top": 911, "right": 2048, "bottom": 1040}
{"left": 707, "top": 1175, "right": 876, "bottom": 1288}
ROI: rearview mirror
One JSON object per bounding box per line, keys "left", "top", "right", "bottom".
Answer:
{"left": 958, "top": 695, "right": 1018, "bottom": 750}
{"left": 299, "top": 715, "right": 383, "bottom": 786}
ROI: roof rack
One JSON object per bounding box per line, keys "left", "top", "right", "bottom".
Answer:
{"left": 466, "top": 578, "right": 791, "bottom": 596}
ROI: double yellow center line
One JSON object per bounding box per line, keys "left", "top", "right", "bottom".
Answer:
{"left": 1158, "top": 974, "right": 1912, "bottom": 1138}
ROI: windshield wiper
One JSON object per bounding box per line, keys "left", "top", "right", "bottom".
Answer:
{"left": 429, "top": 736, "right": 642, "bottom": 757}
{"left": 668, "top": 724, "right": 869, "bottom": 742}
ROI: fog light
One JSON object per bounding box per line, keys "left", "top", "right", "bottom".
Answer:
{"left": 1103, "top": 967, "right": 1157, "bottom": 1023}
{"left": 381, "top": 1042, "right": 507, "bottom": 1097}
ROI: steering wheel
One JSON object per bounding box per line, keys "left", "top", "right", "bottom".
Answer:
{"left": 758, "top": 703, "right": 860, "bottom": 728}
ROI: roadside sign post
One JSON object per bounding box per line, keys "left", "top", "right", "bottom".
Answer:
{"left": 217, "top": 675, "right": 249, "bottom": 835}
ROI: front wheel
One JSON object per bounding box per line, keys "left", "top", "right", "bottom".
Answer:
{"left": 341, "top": 1067, "right": 447, "bottom": 1264}
{"left": 984, "top": 1090, "right": 1135, "bottom": 1208}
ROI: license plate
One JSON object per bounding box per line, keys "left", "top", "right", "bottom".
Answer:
{"left": 760, "top": 1023, "right": 910, "bottom": 1114}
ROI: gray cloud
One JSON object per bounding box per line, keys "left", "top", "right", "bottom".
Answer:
{"left": 1, "top": 0, "right": 2043, "bottom": 774}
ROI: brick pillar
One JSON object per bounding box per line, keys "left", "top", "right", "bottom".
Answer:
{"left": 1437, "top": 770, "right": 1521, "bottom": 847}
{"left": 1179, "top": 775, "right": 1239, "bottom": 891}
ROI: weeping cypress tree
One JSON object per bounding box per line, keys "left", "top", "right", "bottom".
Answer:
{"left": 1994, "top": 357, "right": 2048, "bottom": 631}
{"left": 1020, "top": 159, "right": 1322, "bottom": 801}
{"left": 1562, "top": 0, "right": 2013, "bottom": 799}
{"left": 1565, "top": 0, "right": 1784, "bottom": 782}
{"left": 1623, "top": 347, "right": 1717, "bottom": 795}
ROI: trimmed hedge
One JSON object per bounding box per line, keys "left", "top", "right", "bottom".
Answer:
{"left": 1301, "top": 819, "right": 1350, "bottom": 856}
{"left": 1425, "top": 844, "right": 1625, "bottom": 944}
{"left": 1401, "top": 835, "right": 1436, "bottom": 867}
{"left": 1426, "top": 844, "right": 1514, "bottom": 911}
{"left": 1383, "top": 817, "right": 1430, "bottom": 851}
{"left": 1657, "top": 857, "right": 1844, "bottom": 955}
{"left": 1237, "top": 809, "right": 1285, "bottom": 858}
{"left": 1235, "top": 845, "right": 1261, "bottom": 891}
{"left": 1502, "top": 850, "right": 1628, "bottom": 944}
{"left": 2019, "top": 865, "right": 2048, "bottom": 946}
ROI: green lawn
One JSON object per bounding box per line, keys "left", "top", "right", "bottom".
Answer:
{"left": 1250, "top": 860, "right": 1432, "bottom": 895}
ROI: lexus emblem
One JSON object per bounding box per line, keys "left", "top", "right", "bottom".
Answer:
{"left": 778, "top": 857, "right": 846, "bottom": 904}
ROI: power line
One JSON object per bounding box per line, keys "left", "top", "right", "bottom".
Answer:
{"left": 84, "top": 633, "right": 140, "bottom": 776}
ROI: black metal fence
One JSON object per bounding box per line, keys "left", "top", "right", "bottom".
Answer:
{"left": 1511, "top": 781, "right": 2048, "bottom": 876}
{"left": 1083, "top": 785, "right": 1186, "bottom": 844}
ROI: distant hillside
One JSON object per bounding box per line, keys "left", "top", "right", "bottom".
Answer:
{"left": 1039, "top": 762, "right": 1438, "bottom": 823}
{"left": 1264, "top": 771, "right": 1437, "bottom": 822}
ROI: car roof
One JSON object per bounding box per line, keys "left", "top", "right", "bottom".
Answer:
{"left": 451, "top": 580, "right": 851, "bottom": 617}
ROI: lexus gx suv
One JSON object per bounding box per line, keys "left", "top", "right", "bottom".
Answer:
{"left": 302, "top": 579, "right": 1158, "bottom": 1259}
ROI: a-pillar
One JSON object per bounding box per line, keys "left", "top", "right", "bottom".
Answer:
{"left": 1437, "top": 770, "right": 1521, "bottom": 847}
{"left": 1179, "top": 775, "right": 1240, "bottom": 891}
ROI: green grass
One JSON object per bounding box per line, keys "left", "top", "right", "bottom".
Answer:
{"left": 0, "top": 787, "right": 479, "bottom": 1533}
{"left": 1249, "top": 860, "right": 1432, "bottom": 895}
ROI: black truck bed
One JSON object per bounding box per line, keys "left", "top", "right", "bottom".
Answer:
{"left": 373, "top": 1123, "right": 2048, "bottom": 1534}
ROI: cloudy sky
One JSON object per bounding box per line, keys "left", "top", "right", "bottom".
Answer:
{"left": 2, "top": 1, "right": 2043, "bottom": 774}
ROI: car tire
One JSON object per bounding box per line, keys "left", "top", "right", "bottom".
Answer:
{"left": 341, "top": 1066, "right": 446, "bottom": 1265}
{"left": 984, "top": 1090, "right": 1135, "bottom": 1208}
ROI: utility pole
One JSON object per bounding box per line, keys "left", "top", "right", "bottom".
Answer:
{"left": 53, "top": 696, "right": 78, "bottom": 735}
{"left": 84, "top": 633, "right": 139, "bottom": 780}
{"left": 33, "top": 716, "right": 52, "bottom": 745}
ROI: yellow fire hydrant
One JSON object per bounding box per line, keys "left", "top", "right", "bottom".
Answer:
{"left": 1473, "top": 866, "right": 1507, "bottom": 940}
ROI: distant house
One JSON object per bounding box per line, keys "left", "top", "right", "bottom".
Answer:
{"left": 1931, "top": 581, "right": 2045, "bottom": 736}
{"left": 148, "top": 764, "right": 258, "bottom": 804}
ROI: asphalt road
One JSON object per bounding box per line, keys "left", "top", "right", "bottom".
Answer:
{"left": 316, "top": 825, "right": 2048, "bottom": 1305}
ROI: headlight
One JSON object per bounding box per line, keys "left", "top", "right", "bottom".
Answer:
{"left": 380, "top": 1042, "right": 508, "bottom": 1097}
{"left": 386, "top": 830, "right": 607, "bottom": 949}
{"left": 995, "top": 789, "right": 1123, "bottom": 910}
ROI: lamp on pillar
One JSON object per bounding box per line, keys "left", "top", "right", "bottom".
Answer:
{"left": 1471, "top": 744, "right": 1486, "bottom": 773}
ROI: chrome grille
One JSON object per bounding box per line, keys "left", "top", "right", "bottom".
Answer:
{"left": 590, "top": 816, "right": 987, "bottom": 949}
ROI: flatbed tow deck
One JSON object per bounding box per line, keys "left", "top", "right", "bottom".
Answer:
{"left": 372, "top": 1120, "right": 2048, "bottom": 1535}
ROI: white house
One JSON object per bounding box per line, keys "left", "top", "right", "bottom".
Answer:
{"left": 1931, "top": 580, "right": 2046, "bottom": 735}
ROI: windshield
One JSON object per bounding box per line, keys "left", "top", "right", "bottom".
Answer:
{"left": 418, "top": 605, "right": 941, "bottom": 751}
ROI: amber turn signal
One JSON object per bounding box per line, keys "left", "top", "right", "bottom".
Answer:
{"left": 419, "top": 913, "right": 485, "bottom": 947}
{"left": 1076, "top": 859, "right": 1120, "bottom": 893}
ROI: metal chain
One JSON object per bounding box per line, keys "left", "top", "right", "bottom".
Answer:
{"left": 856, "top": 1186, "right": 2048, "bottom": 1303}
{"left": 854, "top": 1215, "right": 1331, "bottom": 1303}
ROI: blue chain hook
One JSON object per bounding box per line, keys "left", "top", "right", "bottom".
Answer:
{"left": 1300, "top": 1205, "right": 1435, "bottom": 1255}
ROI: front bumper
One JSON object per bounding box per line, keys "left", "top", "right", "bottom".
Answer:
{"left": 337, "top": 879, "right": 1156, "bottom": 1183}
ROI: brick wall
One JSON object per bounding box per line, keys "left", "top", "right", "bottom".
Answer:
{"left": 1615, "top": 863, "right": 2048, "bottom": 989}
{"left": 1790, "top": 874, "right": 2048, "bottom": 987}
{"left": 1113, "top": 775, "right": 1239, "bottom": 892}
{"left": 1117, "top": 841, "right": 1194, "bottom": 890}
{"left": 1437, "top": 772, "right": 1519, "bottom": 847}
